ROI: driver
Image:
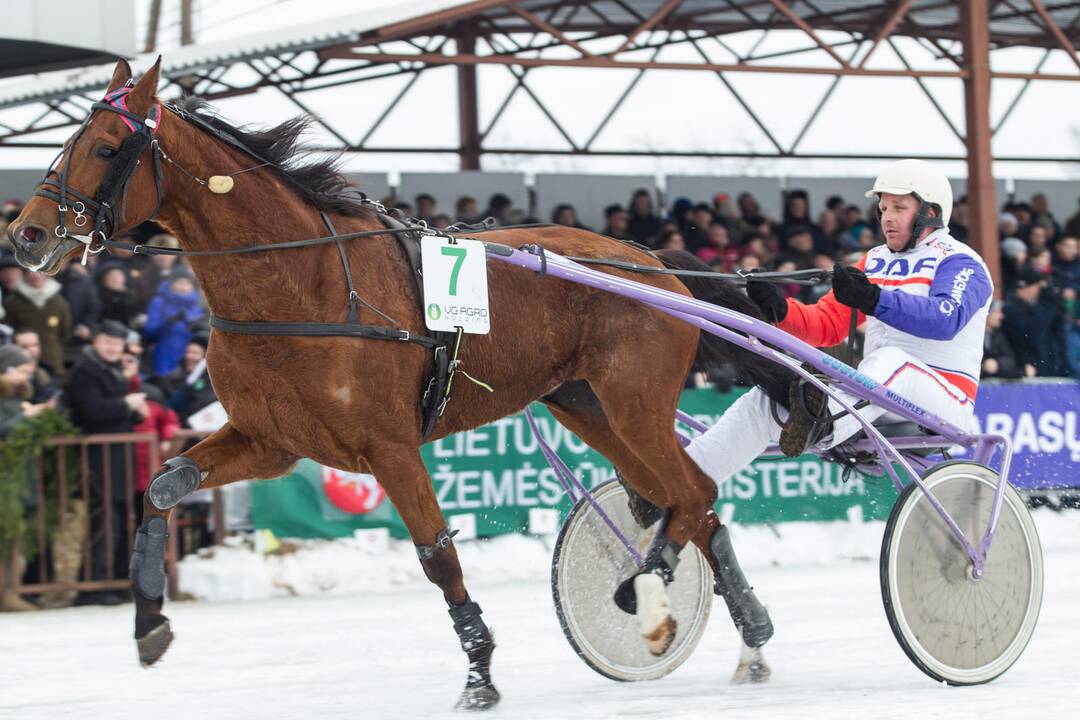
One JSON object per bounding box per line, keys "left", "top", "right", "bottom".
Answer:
{"left": 687, "top": 159, "right": 994, "bottom": 484}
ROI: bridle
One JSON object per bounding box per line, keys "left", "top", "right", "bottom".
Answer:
{"left": 33, "top": 83, "right": 165, "bottom": 266}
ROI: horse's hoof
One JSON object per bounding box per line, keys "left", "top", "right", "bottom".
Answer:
{"left": 731, "top": 644, "right": 771, "bottom": 684}
{"left": 455, "top": 684, "right": 500, "bottom": 711}
{"left": 634, "top": 573, "right": 677, "bottom": 656}
{"left": 137, "top": 620, "right": 174, "bottom": 667}
{"left": 643, "top": 614, "right": 677, "bottom": 656}
{"left": 147, "top": 457, "right": 202, "bottom": 511}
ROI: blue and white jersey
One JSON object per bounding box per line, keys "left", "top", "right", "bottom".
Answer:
{"left": 861, "top": 229, "right": 994, "bottom": 401}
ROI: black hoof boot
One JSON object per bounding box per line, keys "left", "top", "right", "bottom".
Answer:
{"left": 131, "top": 515, "right": 173, "bottom": 667}
{"left": 147, "top": 457, "right": 203, "bottom": 511}
{"left": 449, "top": 600, "right": 500, "bottom": 711}
{"left": 131, "top": 517, "right": 168, "bottom": 600}
{"left": 711, "top": 525, "right": 773, "bottom": 648}
{"left": 136, "top": 614, "right": 174, "bottom": 667}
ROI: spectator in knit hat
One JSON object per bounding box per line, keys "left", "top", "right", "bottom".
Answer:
{"left": 1002, "top": 266, "right": 1068, "bottom": 377}
{"left": 143, "top": 273, "right": 205, "bottom": 376}
{"left": 999, "top": 212, "right": 1019, "bottom": 240}
{"left": 65, "top": 320, "right": 148, "bottom": 600}
{"left": 1000, "top": 237, "right": 1028, "bottom": 294}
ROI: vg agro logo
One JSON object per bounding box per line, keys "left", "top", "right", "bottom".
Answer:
{"left": 427, "top": 303, "right": 442, "bottom": 321}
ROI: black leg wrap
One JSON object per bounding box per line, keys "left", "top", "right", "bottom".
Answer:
{"left": 448, "top": 599, "right": 500, "bottom": 710}
{"left": 130, "top": 516, "right": 168, "bottom": 600}
{"left": 416, "top": 527, "right": 459, "bottom": 560}
{"left": 147, "top": 456, "right": 203, "bottom": 511}
{"left": 613, "top": 524, "right": 682, "bottom": 615}
{"left": 711, "top": 525, "right": 774, "bottom": 647}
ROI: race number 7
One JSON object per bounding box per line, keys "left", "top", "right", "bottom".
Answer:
{"left": 441, "top": 245, "right": 467, "bottom": 296}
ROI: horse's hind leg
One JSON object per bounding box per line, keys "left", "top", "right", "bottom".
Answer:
{"left": 581, "top": 371, "right": 774, "bottom": 662}
{"left": 132, "top": 424, "right": 297, "bottom": 666}
{"left": 544, "top": 378, "right": 715, "bottom": 654}
{"left": 364, "top": 445, "right": 499, "bottom": 711}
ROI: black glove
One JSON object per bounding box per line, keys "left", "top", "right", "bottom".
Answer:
{"left": 831, "top": 264, "right": 881, "bottom": 316}
{"left": 746, "top": 278, "right": 788, "bottom": 323}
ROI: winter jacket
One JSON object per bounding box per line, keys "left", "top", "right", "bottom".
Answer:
{"left": 65, "top": 346, "right": 135, "bottom": 436}
{"left": 1001, "top": 294, "right": 1069, "bottom": 377}
{"left": 133, "top": 401, "right": 180, "bottom": 493}
{"left": 98, "top": 286, "right": 142, "bottom": 328}
{"left": 143, "top": 283, "right": 205, "bottom": 375}
{"left": 981, "top": 327, "right": 1022, "bottom": 379}
{"left": 2, "top": 279, "right": 72, "bottom": 379}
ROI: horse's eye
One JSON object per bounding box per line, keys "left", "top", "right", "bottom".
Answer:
{"left": 96, "top": 145, "right": 118, "bottom": 159}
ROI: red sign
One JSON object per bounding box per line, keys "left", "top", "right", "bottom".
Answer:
{"left": 321, "top": 466, "right": 386, "bottom": 514}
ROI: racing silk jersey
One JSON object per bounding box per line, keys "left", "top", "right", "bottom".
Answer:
{"left": 779, "top": 228, "right": 993, "bottom": 402}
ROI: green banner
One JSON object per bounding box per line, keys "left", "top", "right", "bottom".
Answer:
{"left": 250, "top": 389, "right": 899, "bottom": 539}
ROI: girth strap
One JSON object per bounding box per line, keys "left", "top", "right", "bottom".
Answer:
{"left": 208, "top": 316, "right": 442, "bottom": 347}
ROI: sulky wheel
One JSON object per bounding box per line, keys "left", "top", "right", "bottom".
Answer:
{"left": 551, "top": 478, "right": 712, "bottom": 682}
{"left": 880, "top": 460, "right": 1043, "bottom": 685}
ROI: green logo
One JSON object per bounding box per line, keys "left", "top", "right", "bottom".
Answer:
{"left": 427, "top": 303, "right": 442, "bottom": 321}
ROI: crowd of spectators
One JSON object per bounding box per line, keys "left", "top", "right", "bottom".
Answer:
{"left": 1, "top": 200, "right": 212, "bottom": 607}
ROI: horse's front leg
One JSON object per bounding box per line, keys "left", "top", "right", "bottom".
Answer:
{"left": 367, "top": 445, "right": 500, "bottom": 711}
{"left": 132, "top": 423, "right": 297, "bottom": 666}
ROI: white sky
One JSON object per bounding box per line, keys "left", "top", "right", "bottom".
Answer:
{"left": 1, "top": 0, "right": 1079, "bottom": 184}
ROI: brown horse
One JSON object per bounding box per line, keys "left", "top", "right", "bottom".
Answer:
{"left": 8, "top": 59, "right": 791, "bottom": 709}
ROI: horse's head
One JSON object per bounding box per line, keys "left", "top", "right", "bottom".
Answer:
{"left": 7, "top": 58, "right": 164, "bottom": 275}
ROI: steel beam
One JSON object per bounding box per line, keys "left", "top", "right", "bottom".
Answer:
{"left": 857, "top": 0, "right": 913, "bottom": 68}
{"left": 328, "top": 50, "right": 968, "bottom": 78}
{"left": 960, "top": 0, "right": 1000, "bottom": 295}
{"left": 457, "top": 32, "right": 482, "bottom": 169}
{"left": 610, "top": 0, "right": 684, "bottom": 56}
{"left": 766, "top": 0, "right": 852, "bottom": 67}
{"left": 1028, "top": 0, "right": 1080, "bottom": 70}
{"left": 508, "top": 3, "right": 596, "bottom": 57}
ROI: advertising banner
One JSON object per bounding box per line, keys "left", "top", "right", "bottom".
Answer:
{"left": 249, "top": 382, "right": 1079, "bottom": 539}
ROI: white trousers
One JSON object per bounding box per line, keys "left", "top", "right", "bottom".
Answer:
{"left": 685, "top": 347, "right": 978, "bottom": 486}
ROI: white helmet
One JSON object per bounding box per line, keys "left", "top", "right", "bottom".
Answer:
{"left": 865, "top": 158, "right": 952, "bottom": 226}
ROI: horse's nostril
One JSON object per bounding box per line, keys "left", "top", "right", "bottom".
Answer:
{"left": 19, "top": 225, "right": 45, "bottom": 245}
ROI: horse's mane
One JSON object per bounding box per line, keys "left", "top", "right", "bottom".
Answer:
{"left": 171, "top": 96, "right": 375, "bottom": 218}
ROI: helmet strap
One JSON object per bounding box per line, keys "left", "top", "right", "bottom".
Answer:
{"left": 907, "top": 198, "right": 944, "bottom": 251}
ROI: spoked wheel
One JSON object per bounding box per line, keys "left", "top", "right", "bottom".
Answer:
{"left": 551, "top": 478, "right": 713, "bottom": 682}
{"left": 880, "top": 461, "right": 1043, "bottom": 685}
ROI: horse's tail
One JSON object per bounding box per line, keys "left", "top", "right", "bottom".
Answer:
{"left": 654, "top": 249, "right": 794, "bottom": 407}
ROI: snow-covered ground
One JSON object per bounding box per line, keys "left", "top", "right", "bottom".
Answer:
{"left": 2, "top": 511, "right": 1078, "bottom": 720}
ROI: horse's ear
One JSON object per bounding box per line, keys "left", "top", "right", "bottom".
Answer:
{"left": 106, "top": 58, "right": 133, "bottom": 93}
{"left": 127, "top": 56, "right": 163, "bottom": 114}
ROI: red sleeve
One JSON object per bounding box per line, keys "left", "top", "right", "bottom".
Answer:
{"left": 776, "top": 254, "right": 866, "bottom": 348}
{"left": 161, "top": 408, "right": 181, "bottom": 440}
